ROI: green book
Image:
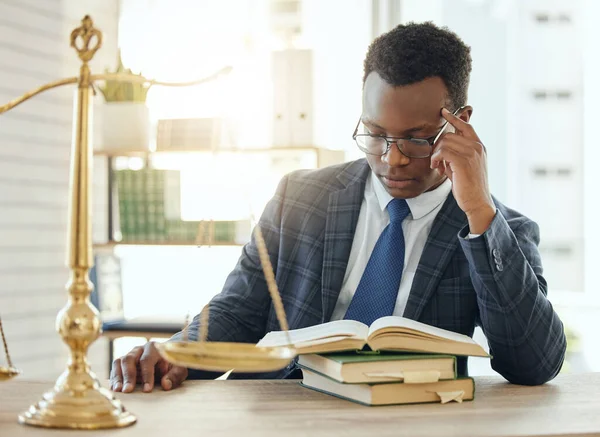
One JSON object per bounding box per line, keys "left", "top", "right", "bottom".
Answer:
{"left": 114, "top": 170, "right": 128, "bottom": 239}
{"left": 300, "top": 368, "right": 474, "bottom": 406}
{"left": 115, "top": 169, "right": 137, "bottom": 242}
{"left": 116, "top": 168, "right": 176, "bottom": 243}
{"left": 144, "top": 168, "right": 157, "bottom": 241}
{"left": 298, "top": 352, "right": 457, "bottom": 384}
{"left": 130, "top": 169, "right": 144, "bottom": 241}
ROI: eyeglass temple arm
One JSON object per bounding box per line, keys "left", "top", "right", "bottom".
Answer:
{"left": 432, "top": 105, "right": 467, "bottom": 145}
{"left": 352, "top": 117, "right": 361, "bottom": 139}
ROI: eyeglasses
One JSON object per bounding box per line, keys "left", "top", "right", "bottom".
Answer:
{"left": 352, "top": 107, "right": 465, "bottom": 158}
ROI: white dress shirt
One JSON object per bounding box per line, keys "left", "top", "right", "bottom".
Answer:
{"left": 330, "top": 173, "right": 453, "bottom": 321}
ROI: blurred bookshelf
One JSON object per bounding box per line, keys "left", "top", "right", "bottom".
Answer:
{"left": 93, "top": 146, "right": 344, "bottom": 169}
{"left": 93, "top": 146, "right": 345, "bottom": 248}
{"left": 93, "top": 241, "right": 245, "bottom": 248}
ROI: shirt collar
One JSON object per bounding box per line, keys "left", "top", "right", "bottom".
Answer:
{"left": 370, "top": 172, "right": 452, "bottom": 220}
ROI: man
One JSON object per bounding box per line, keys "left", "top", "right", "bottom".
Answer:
{"left": 110, "top": 22, "right": 566, "bottom": 393}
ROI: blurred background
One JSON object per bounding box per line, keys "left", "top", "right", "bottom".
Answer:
{"left": 0, "top": 0, "right": 598, "bottom": 380}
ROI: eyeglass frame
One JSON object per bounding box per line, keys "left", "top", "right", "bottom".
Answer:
{"left": 352, "top": 106, "right": 467, "bottom": 158}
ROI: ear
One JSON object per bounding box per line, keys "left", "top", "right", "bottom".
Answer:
{"left": 458, "top": 105, "right": 473, "bottom": 123}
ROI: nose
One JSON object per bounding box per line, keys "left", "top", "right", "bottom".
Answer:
{"left": 383, "top": 141, "right": 411, "bottom": 167}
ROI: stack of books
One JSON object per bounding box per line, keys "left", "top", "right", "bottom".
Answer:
{"left": 257, "top": 316, "right": 489, "bottom": 406}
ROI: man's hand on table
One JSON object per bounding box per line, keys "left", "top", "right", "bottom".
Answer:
{"left": 110, "top": 341, "right": 188, "bottom": 393}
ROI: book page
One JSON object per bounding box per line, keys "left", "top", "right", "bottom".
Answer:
{"left": 368, "top": 316, "right": 479, "bottom": 345}
{"left": 257, "top": 320, "right": 368, "bottom": 348}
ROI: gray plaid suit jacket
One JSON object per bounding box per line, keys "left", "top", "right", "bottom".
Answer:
{"left": 178, "top": 159, "right": 566, "bottom": 385}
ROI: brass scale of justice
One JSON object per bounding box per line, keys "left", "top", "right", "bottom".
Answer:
{"left": 0, "top": 16, "right": 296, "bottom": 429}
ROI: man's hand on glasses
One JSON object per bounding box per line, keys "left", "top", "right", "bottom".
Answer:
{"left": 431, "top": 108, "right": 496, "bottom": 235}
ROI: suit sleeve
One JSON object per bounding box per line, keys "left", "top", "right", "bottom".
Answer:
{"left": 458, "top": 211, "right": 566, "bottom": 385}
{"left": 168, "top": 175, "right": 289, "bottom": 378}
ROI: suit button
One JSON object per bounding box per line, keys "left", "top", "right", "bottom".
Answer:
{"left": 495, "top": 260, "right": 504, "bottom": 272}
{"left": 492, "top": 248, "right": 501, "bottom": 259}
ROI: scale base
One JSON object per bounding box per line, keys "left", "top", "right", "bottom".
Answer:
{"left": 18, "top": 371, "right": 136, "bottom": 430}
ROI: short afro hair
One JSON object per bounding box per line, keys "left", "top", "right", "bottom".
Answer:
{"left": 363, "top": 22, "right": 472, "bottom": 109}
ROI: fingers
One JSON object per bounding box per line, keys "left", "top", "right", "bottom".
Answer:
{"left": 441, "top": 108, "right": 479, "bottom": 140}
{"left": 430, "top": 133, "right": 485, "bottom": 169}
{"left": 444, "top": 161, "right": 454, "bottom": 181}
{"left": 109, "top": 358, "right": 124, "bottom": 392}
{"left": 109, "top": 343, "right": 186, "bottom": 393}
{"left": 434, "top": 159, "right": 446, "bottom": 177}
{"left": 161, "top": 365, "right": 188, "bottom": 391}
{"left": 158, "top": 358, "right": 170, "bottom": 379}
{"left": 139, "top": 342, "right": 161, "bottom": 393}
{"left": 431, "top": 146, "right": 462, "bottom": 172}
{"left": 121, "top": 346, "right": 144, "bottom": 393}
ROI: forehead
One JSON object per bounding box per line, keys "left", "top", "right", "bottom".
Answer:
{"left": 362, "top": 72, "right": 449, "bottom": 132}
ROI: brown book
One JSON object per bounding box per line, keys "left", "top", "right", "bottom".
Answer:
{"left": 258, "top": 316, "right": 488, "bottom": 357}
{"left": 301, "top": 368, "right": 475, "bottom": 406}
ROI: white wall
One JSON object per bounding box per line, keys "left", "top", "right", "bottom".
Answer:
{"left": 301, "top": 0, "right": 372, "bottom": 157}
{"left": 582, "top": 0, "right": 600, "bottom": 304}
{"left": 400, "top": 0, "right": 509, "bottom": 201}
{"left": 0, "top": 0, "right": 118, "bottom": 380}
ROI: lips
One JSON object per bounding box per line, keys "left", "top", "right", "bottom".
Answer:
{"left": 381, "top": 176, "right": 417, "bottom": 189}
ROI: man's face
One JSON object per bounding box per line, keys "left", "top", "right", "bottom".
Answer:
{"left": 361, "top": 72, "right": 470, "bottom": 199}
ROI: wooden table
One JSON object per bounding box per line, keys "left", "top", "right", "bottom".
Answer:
{"left": 1, "top": 373, "right": 599, "bottom": 437}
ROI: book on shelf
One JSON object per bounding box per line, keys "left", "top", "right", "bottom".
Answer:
{"left": 300, "top": 368, "right": 474, "bottom": 406}
{"left": 115, "top": 168, "right": 171, "bottom": 242}
{"left": 257, "top": 316, "right": 489, "bottom": 357}
{"left": 113, "top": 167, "right": 250, "bottom": 244}
{"left": 297, "top": 352, "right": 456, "bottom": 384}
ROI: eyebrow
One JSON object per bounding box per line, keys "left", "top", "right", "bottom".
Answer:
{"left": 361, "top": 118, "right": 440, "bottom": 136}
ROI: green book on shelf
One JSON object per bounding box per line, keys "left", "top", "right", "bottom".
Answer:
{"left": 117, "top": 169, "right": 137, "bottom": 241}
{"left": 114, "top": 170, "right": 128, "bottom": 239}
{"left": 114, "top": 167, "right": 253, "bottom": 245}
{"left": 297, "top": 352, "right": 457, "bottom": 384}
{"left": 144, "top": 168, "right": 159, "bottom": 242}
{"left": 132, "top": 168, "right": 147, "bottom": 241}
{"left": 300, "top": 368, "right": 474, "bottom": 406}
{"left": 116, "top": 168, "right": 176, "bottom": 243}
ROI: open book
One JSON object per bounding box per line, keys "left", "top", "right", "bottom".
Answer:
{"left": 257, "top": 316, "right": 489, "bottom": 357}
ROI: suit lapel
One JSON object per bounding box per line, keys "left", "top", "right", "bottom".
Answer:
{"left": 403, "top": 193, "right": 467, "bottom": 321}
{"left": 321, "top": 160, "right": 370, "bottom": 323}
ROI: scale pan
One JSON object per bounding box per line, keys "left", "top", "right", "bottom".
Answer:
{"left": 0, "top": 366, "right": 20, "bottom": 382}
{"left": 156, "top": 341, "right": 296, "bottom": 373}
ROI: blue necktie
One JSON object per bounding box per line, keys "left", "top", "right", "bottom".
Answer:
{"left": 344, "top": 198, "right": 411, "bottom": 325}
